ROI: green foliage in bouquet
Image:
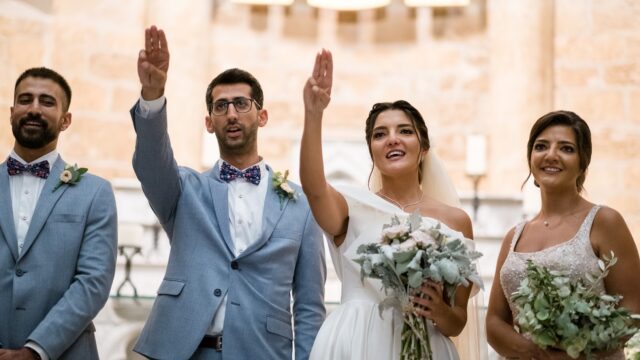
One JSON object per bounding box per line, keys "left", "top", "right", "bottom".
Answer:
{"left": 354, "top": 212, "right": 483, "bottom": 360}
{"left": 511, "top": 253, "right": 640, "bottom": 359}
{"left": 625, "top": 331, "right": 640, "bottom": 360}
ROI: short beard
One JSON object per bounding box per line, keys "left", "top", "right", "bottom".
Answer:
{"left": 12, "top": 114, "right": 58, "bottom": 149}
{"left": 215, "top": 124, "right": 258, "bottom": 156}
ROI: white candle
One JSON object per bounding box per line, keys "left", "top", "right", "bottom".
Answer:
{"left": 465, "top": 134, "right": 487, "bottom": 176}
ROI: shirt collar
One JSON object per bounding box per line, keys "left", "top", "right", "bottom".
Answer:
{"left": 217, "top": 158, "right": 267, "bottom": 183}
{"left": 10, "top": 149, "right": 59, "bottom": 167}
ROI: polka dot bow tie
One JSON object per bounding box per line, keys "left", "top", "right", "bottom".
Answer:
{"left": 219, "top": 162, "right": 261, "bottom": 185}
{"left": 6, "top": 157, "right": 50, "bottom": 179}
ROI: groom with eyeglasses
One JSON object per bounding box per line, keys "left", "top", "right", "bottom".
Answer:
{"left": 130, "top": 26, "right": 326, "bottom": 360}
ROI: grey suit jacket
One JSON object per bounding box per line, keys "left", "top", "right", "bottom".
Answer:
{"left": 130, "top": 101, "right": 326, "bottom": 360}
{"left": 0, "top": 156, "right": 118, "bottom": 359}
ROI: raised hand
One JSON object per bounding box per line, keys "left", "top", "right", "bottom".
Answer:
{"left": 303, "top": 49, "right": 333, "bottom": 115}
{"left": 138, "top": 25, "right": 170, "bottom": 100}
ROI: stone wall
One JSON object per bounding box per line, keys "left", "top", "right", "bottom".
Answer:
{"left": 1, "top": 0, "right": 639, "bottom": 238}
{"left": 554, "top": 0, "right": 640, "bottom": 238}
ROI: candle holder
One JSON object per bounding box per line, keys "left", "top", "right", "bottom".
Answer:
{"left": 468, "top": 174, "right": 484, "bottom": 222}
{"left": 465, "top": 134, "right": 487, "bottom": 222}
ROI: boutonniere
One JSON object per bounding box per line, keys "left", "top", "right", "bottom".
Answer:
{"left": 53, "top": 164, "right": 88, "bottom": 192}
{"left": 272, "top": 170, "right": 297, "bottom": 209}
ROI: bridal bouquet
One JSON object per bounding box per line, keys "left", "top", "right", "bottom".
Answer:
{"left": 511, "top": 254, "right": 640, "bottom": 359}
{"left": 626, "top": 331, "right": 640, "bottom": 360}
{"left": 354, "top": 212, "right": 483, "bottom": 360}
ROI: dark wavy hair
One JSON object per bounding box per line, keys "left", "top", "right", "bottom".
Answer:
{"left": 524, "top": 110, "right": 592, "bottom": 193}
{"left": 205, "top": 68, "right": 264, "bottom": 114}
{"left": 15, "top": 67, "right": 72, "bottom": 112}
{"left": 365, "top": 100, "right": 430, "bottom": 183}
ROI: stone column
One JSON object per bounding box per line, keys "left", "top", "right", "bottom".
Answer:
{"left": 146, "top": 0, "right": 213, "bottom": 169}
{"left": 485, "top": 0, "right": 554, "bottom": 196}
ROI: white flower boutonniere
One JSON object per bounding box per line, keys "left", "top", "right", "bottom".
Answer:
{"left": 272, "top": 169, "right": 296, "bottom": 209}
{"left": 53, "top": 164, "right": 88, "bottom": 192}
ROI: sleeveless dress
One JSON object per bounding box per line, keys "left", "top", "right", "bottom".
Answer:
{"left": 499, "top": 205, "right": 624, "bottom": 359}
{"left": 309, "top": 186, "right": 460, "bottom": 360}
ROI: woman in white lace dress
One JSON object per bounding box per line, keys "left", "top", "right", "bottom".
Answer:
{"left": 300, "top": 50, "right": 483, "bottom": 360}
{"left": 486, "top": 110, "right": 640, "bottom": 359}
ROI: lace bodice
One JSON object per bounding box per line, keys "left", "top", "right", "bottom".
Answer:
{"left": 500, "top": 205, "right": 624, "bottom": 359}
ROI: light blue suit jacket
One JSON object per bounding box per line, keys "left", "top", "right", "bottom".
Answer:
{"left": 0, "top": 156, "right": 118, "bottom": 359}
{"left": 130, "top": 101, "right": 326, "bottom": 360}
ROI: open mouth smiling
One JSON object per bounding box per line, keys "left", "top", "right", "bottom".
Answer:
{"left": 386, "top": 150, "right": 405, "bottom": 159}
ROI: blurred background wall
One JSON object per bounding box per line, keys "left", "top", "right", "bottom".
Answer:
{"left": 1, "top": 0, "right": 639, "bottom": 358}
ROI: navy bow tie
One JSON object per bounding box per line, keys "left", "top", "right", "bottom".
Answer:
{"left": 219, "top": 162, "right": 261, "bottom": 185}
{"left": 6, "top": 157, "right": 50, "bottom": 179}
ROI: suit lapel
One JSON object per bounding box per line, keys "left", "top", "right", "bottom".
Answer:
{"left": 238, "top": 166, "right": 289, "bottom": 259}
{"left": 208, "top": 164, "right": 235, "bottom": 254}
{"left": 19, "top": 156, "right": 68, "bottom": 259}
{"left": 0, "top": 161, "right": 19, "bottom": 261}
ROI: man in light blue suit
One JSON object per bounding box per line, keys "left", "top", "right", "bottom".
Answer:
{"left": 131, "top": 26, "right": 326, "bottom": 360}
{"left": 0, "top": 67, "right": 118, "bottom": 359}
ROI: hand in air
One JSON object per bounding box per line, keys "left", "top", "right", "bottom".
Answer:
{"left": 303, "top": 49, "right": 333, "bottom": 115}
{"left": 138, "top": 25, "right": 170, "bottom": 100}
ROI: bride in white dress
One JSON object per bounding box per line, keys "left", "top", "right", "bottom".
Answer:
{"left": 300, "top": 50, "right": 484, "bottom": 360}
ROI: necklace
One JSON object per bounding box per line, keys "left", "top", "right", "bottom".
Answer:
{"left": 377, "top": 191, "right": 424, "bottom": 211}
{"left": 540, "top": 206, "right": 585, "bottom": 228}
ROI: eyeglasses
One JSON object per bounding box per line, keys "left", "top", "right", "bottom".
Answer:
{"left": 211, "top": 97, "right": 261, "bottom": 115}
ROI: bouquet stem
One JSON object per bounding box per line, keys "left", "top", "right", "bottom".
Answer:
{"left": 401, "top": 311, "right": 432, "bottom": 360}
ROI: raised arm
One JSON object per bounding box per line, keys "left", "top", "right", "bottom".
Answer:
{"left": 131, "top": 26, "right": 180, "bottom": 228}
{"left": 300, "top": 50, "right": 349, "bottom": 244}
{"left": 138, "top": 25, "right": 169, "bottom": 101}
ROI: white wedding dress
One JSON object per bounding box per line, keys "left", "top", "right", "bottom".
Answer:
{"left": 309, "top": 186, "right": 461, "bottom": 360}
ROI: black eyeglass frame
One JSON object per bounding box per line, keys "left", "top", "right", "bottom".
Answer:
{"left": 210, "top": 97, "right": 261, "bottom": 116}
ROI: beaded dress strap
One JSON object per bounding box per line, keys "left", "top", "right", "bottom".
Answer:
{"left": 576, "top": 205, "right": 602, "bottom": 240}
{"left": 509, "top": 222, "right": 527, "bottom": 251}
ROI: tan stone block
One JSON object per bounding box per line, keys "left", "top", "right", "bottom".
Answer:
{"left": 555, "top": 66, "right": 598, "bottom": 87}
{"left": 554, "top": 89, "right": 625, "bottom": 122}
{"left": 601, "top": 194, "right": 640, "bottom": 219}
{"left": 58, "top": 115, "right": 135, "bottom": 169}
{"left": 591, "top": 128, "right": 640, "bottom": 160}
{"left": 604, "top": 63, "right": 640, "bottom": 85}
{"left": 66, "top": 78, "right": 111, "bottom": 113}
{"left": 53, "top": 0, "right": 146, "bottom": 28}
{"left": 555, "top": 35, "right": 628, "bottom": 64}
{"left": 591, "top": 0, "right": 640, "bottom": 34}
{"left": 555, "top": 0, "right": 590, "bottom": 35}
{"left": 629, "top": 90, "right": 640, "bottom": 123}
{"left": 90, "top": 53, "right": 137, "bottom": 81}
{"left": 626, "top": 215, "right": 640, "bottom": 243}
{"left": 463, "top": 75, "right": 489, "bottom": 92}
{"left": 112, "top": 85, "right": 140, "bottom": 113}
{"left": 624, "top": 163, "right": 640, "bottom": 189}
{"left": 258, "top": 136, "right": 290, "bottom": 162}
{"left": 51, "top": 25, "right": 90, "bottom": 71}
{"left": 0, "top": 121, "right": 13, "bottom": 153}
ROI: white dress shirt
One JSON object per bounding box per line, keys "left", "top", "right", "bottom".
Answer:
{"left": 210, "top": 159, "right": 267, "bottom": 334}
{"left": 9, "top": 150, "right": 59, "bottom": 256}
{"left": 138, "top": 96, "right": 269, "bottom": 335}
{"left": 8, "top": 149, "right": 58, "bottom": 360}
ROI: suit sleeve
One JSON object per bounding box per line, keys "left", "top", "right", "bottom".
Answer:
{"left": 291, "top": 209, "right": 326, "bottom": 359}
{"left": 28, "top": 181, "right": 118, "bottom": 359}
{"left": 131, "top": 100, "right": 181, "bottom": 231}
